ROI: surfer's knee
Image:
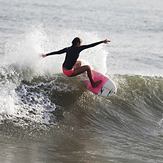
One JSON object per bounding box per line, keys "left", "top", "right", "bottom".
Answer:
{"left": 80, "top": 65, "right": 91, "bottom": 73}
{"left": 84, "top": 65, "right": 91, "bottom": 70}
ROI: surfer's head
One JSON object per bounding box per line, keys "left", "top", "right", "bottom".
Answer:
{"left": 72, "top": 37, "right": 82, "bottom": 47}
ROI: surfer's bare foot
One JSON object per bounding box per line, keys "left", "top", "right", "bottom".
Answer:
{"left": 92, "top": 80, "right": 102, "bottom": 88}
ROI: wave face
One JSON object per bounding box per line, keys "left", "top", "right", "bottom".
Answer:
{"left": 1, "top": 65, "right": 162, "bottom": 127}
{"left": 0, "top": 63, "right": 163, "bottom": 162}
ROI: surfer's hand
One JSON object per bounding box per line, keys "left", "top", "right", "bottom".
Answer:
{"left": 103, "top": 39, "right": 111, "bottom": 44}
{"left": 41, "top": 54, "right": 47, "bottom": 58}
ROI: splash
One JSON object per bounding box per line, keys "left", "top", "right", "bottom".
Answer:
{"left": 0, "top": 25, "right": 108, "bottom": 127}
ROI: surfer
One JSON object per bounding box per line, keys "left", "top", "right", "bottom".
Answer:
{"left": 42, "top": 37, "right": 110, "bottom": 88}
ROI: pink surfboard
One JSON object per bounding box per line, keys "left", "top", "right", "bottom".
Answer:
{"left": 82, "top": 70, "right": 117, "bottom": 97}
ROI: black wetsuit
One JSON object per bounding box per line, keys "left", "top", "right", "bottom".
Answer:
{"left": 46, "top": 41, "right": 103, "bottom": 70}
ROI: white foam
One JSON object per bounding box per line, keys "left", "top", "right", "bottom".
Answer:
{"left": 0, "top": 86, "right": 17, "bottom": 115}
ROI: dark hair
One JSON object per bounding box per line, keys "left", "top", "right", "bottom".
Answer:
{"left": 72, "top": 37, "right": 81, "bottom": 46}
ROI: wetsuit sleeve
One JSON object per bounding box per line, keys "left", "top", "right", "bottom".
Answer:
{"left": 46, "top": 48, "right": 67, "bottom": 56}
{"left": 79, "top": 41, "right": 103, "bottom": 51}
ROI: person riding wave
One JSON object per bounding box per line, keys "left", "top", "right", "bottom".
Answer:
{"left": 42, "top": 37, "right": 110, "bottom": 88}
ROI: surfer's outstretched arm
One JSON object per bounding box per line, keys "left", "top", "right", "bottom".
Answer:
{"left": 79, "top": 39, "right": 110, "bottom": 51}
{"left": 42, "top": 48, "right": 67, "bottom": 57}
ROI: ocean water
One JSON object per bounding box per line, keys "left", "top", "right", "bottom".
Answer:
{"left": 0, "top": 0, "right": 163, "bottom": 163}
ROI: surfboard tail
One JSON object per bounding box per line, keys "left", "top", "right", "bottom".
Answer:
{"left": 83, "top": 70, "right": 117, "bottom": 96}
